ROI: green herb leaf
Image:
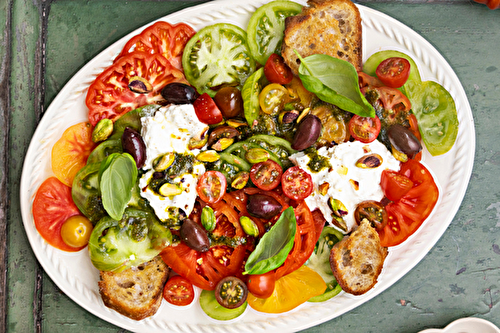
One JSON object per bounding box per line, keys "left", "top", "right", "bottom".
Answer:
{"left": 243, "top": 206, "right": 296, "bottom": 275}
{"left": 296, "top": 52, "right": 375, "bottom": 118}
{"left": 100, "top": 153, "right": 138, "bottom": 220}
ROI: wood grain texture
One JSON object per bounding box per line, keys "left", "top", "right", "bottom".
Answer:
{"left": 4, "top": 0, "right": 500, "bottom": 333}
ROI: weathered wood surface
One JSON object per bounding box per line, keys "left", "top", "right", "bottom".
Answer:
{"left": 2, "top": 0, "right": 500, "bottom": 332}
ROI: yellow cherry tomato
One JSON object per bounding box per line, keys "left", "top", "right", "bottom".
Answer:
{"left": 247, "top": 265, "right": 326, "bottom": 313}
{"left": 60, "top": 215, "right": 93, "bottom": 248}
{"left": 258, "top": 83, "right": 288, "bottom": 115}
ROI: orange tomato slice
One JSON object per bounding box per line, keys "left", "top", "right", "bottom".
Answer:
{"left": 51, "top": 122, "right": 96, "bottom": 186}
{"left": 247, "top": 265, "right": 326, "bottom": 313}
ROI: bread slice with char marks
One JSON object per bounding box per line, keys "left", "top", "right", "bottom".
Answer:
{"left": 330, "top": 219, "right": 387, "bottom": 295}
{"left": 281, "top": 0, "right": 363, "bottom": 75}
{"left": 98, "top": 256, "right": 170, "bottom": 320}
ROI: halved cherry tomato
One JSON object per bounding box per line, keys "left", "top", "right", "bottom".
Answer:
{"left": 264, "top": 53, "right": 293, "bottom": 85}
{"left": 51, "top": 122, "right": 96, "bottom": 186}
{"left": 163, "top": 275, "right": 195, "bottom": 306}
{"left": 275, "top": 202, "right": 316, "bottom": 279}
{"left": 86, "top": 52, "right": 186, "bottom": 126}
{"left": 116, "top": 21, "right": 195, "bottom": 71}
{"left": 354, "top": 200, "right": 388, "bottom": 231}
{"left": 161, "top": 197, "right": 248, "bottom": 290}
{"left": 32, "top": 177, "right": 84, "bottom": 252}
{"left": 196, "top": 171, "right": 227, "bottom": 204}
{"left": 247, "top": 265, "right": 326, "bottom": 313}
{"left": 258, "top": 83, "right": 288, "bottom": 115}
{"left": 247, "top": 271, "right": 276, "bottom": 299}
{"left": 375, "top": 57, "right": 411, "bottom": 88}
{"left": 215, "top": 276, "right": 248, "bottom": 309}
{"left": 193, "top": 93, "right": 224, "bottom": 125}
{"left": 281, "top": 166, "right": 313, "bottom": 201}
{"left": 348, "top": 114, "right": 381, "bottom": 143}
{"left": 380, "top": 170, "right": 414, "bottom": 202}
{"left": 378, "top": 160, "right": 439, "bottom": 247}
{"left": 249, "top": 160, "right": 283, "bottom": 191}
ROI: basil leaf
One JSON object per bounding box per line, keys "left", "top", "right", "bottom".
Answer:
{"left": 297, "top": 53, "right": 375, "bottom": 118}
{"left": 100, "top": 153, "right": 138, "bottom": 220}
{"left": 244, "top": 206, "right": 296, "bottom": 275}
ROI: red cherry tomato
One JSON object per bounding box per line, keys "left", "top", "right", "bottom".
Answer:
{"left": 249, "top": 160, "right": 283, "bottom": 191}
{"left": 193, "top": 93, "right": 223, "bottom": 124}
{"left": 348, "top": 115, "right": 381, "bottom": 143}
{"left": 473, "top": 0, "right": 500, "bottom": 9}
{"left": 281, "top": 166, "right": 313, "bottom": 201}
{"left": 247, "top": 271, "right": 276, "bottom": 299}
{"left": 163, "top": 275, "right": 195, "bottom": 306}
{"left": 264, "top": 53, "right": 293, "bottom": 85}
{"left": 196, "top": 171, "right": 227, "bottom": 204}
{"left": 380, "top": 170, "right": 414, "bottom": 202}
{"left": 375, "top": 57, "right": 411, "bottom": 88}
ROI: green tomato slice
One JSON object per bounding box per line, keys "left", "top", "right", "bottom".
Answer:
{"left": 246, "top": 0, "right": 303, "bottom": 65}
{"left": 242, "top": 67, "right": 268, "bottom": 126}
{"left": 199, "top": 289, "right": 247, "bottom": 321}
{"left": 182, "top": 23, "right": 256, "bottom": 97}
{"left": 406, "top": 80, "right": 459, "bottom": 156}
{"left": 363, "top": 50, "right": 422, "bottom": 96}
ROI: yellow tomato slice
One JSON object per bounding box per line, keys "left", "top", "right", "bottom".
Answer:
{"left": 51, "top": 122, "right": 96, "bottom": 186}
{"left": 247, "top": 265, "right": 326, "bottom": 313}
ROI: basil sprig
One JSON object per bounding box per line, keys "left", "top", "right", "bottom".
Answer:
{"left": 243, "top": 206, "right": 296, "bottom": 275}
{"left": 296, "top": 52, "right": 376, "bottom": 118}
{"left": 99, "top": 153, "right": 138, "bottom": 220}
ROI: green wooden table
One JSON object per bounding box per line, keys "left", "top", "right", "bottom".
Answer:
{"left": 2, "top": 0, "right": 500, "bottom": 332}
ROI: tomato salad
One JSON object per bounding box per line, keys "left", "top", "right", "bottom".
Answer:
{"left": 32, "top": 0, "right": 457, "bottom": 321}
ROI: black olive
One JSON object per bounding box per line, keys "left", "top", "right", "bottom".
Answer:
{"left": 291, "top": 114, "right": 322, "bottom": 151}
{"left": 246, "top": 194, "right": 282, "bottom": 219}
{"left": 161, "top": 82, "right": 198, "bottom": 104}
{"left": 388, "top": 124, "right": 422, "bottom": 158}
{"left": 179, "top": 218, "right": 210, "bottom": 252}
{"left": 121, "top": 127, "right": 146, "bottom": 168}
{"left": 214, "top": 276, "right": 248, "bottom": 309}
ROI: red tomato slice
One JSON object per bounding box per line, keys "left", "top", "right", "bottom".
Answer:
{"left": 250, "top": 160, "right": 283, "bottom": 191}
{"left": 275, "top": 202, "right": 316, "bottom": 279}
{"left": 281, "top": 166, "right": 313, "bottom": 201}
{"left": 374, "top": 86, "right": 412, "bottom": 113}
{"left": 264, "top": 53, "right": 293, "bottom": 85}
{"left": 117, "top": 21, "right": 195, "bottom": 71}
{"left": 348, "top": 114, "right": 382, "bottom": 143}
{"left": 358, "top": 72, "right": 384, "bottom": 89}
{"left": 375, "top": 57, "right": 411, "bottom": 88}
{"left": 380, "top": 170, "right": 414, "bottom": 202}
{"left": 32, "top": 177, "right": 85, "bottom": 252}
{"left": 86, "top": 52, "right": 187, "bottom": 126}
{"left": 163, "top": 275, "right": 195, "bottom": 306}
{"left": 196, "top": 171, "right": 227, "bottom": 204}
{"left": 51, "top": 122, "right": 96, "bottom": 186}
{"left": 192, "top": 93, "right": 223, "bottom": 125}
{"left": 378, "top": 160, "right": 439, "bottom": 247}
{"left": 161, "top": 197, "right": 248, "bottom": 290}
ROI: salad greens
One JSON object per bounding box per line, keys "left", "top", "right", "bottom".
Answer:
{"left": 244, "top": 206, "right": 296, "bottom": 275}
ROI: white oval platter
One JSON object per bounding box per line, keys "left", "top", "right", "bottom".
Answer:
{"left": 20, "top": 0, "right": 475, "bottom": 332}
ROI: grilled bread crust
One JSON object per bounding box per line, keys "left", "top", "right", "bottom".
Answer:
{"left": 98, "top": 256, "right": 170, "bottom": 320}
{"left": 281, "top": 0, "right": 362, "bottom": 75}
{"left": 330, "top": 219, "right": 387, "bottom": 295}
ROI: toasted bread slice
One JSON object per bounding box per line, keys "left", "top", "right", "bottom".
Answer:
{"left": 281, "top": 0, "right": 362, "bottom": 75}
{"left": 98, "top": 256, "right": 170, "bottom": 320}
{"left": 329, "top": 219, "right": 387, "bottom": 295}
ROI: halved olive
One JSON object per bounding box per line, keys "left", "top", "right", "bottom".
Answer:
{"left": 214, "top": 276, "right": 248, "bottom": 309}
